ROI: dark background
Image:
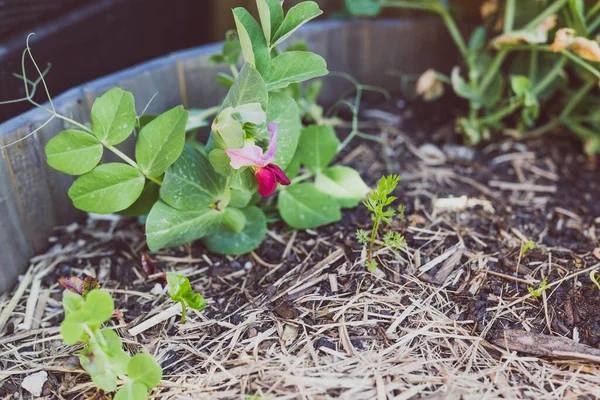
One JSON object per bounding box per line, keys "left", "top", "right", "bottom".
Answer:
{"left": 0, "top": 0, "right": 482, "bottom": 122}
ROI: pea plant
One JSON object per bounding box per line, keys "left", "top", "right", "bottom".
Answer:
{"left": 356, "top": 174, "right": 406, "bottom": 271}
{"left": 60, "top": 289, "right": 162, "bottom": 399}
{"left": 346, "top": 0, "right": 600, "bottom": 153}
{"left": 1, "top": 0, "right": 371, "bottom": 257}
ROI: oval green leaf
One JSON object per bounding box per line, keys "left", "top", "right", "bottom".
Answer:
{"left": 118, "top": 181, "right": 160, "bottom": 217}
{"left": 203, "top": 206, "right": 267, "bottom": 255}
{"left": 127, "top": 353, "right": 162, "bottom": 389}
{"left": 91, "top": 88, "right": 136, "bottom": 146}
{"left": 135, "top": 105, "right": 189, "bottom": 177}
{"left": 297, "top": 125, "right": 339, "bottom": 173}
{"left": 267, "top": 91, "right": 301, "bottom": 169}
{"left": 233, "top": 8, "right": 270, "bottom": 74}
{"left": 68, "top": 163, "right": 145, "bottom": 214}
{"left": 161, "top": 146, "right": 226, "bottom": 210}
{"left": 114, "top": 382, "right": 148, "bottom": 400}
{"left": 45, "top": 130, "right": 103, "bottom": 175}
{"left": 271, "top": 2, "right": 323, "bottom": 47}
{"left": 278, "top": 183, "right": 341, "bottom": 229}
{"left": 265, "top": 52, "right": 328, "bottom": 90}
{"left": 257, "top": 0, "right": 284, "bottom": 44}
{"left": 223, "top": 64, "right": 269, "bottom": 110}
{"left": 314, "top": 166, "right": 369, "bottom": 208}
{"left": 145, "top": 201, "right": 221, "bottom": 251}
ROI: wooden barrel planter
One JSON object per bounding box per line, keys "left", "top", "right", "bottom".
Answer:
{"left": 0, "top": 19, "right": 455, "bottom": 293}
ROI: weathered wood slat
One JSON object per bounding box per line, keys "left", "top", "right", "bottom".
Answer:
{"left": 0, "top": 19, "right": 458, "bottom": 293}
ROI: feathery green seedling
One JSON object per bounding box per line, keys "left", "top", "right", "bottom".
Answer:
{"left": 357, "top": 174, "right": 406, "bottom": 271}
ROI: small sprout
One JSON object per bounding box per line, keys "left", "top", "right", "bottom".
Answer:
{"left": 366, "top": 259, "right": 378, "bottom": 272}
{"left": 59, "top": 289, "right": 162, "bottom": 397}
{"left": 166, "top": 273, "right": 207, "bottom": 324}
{"left": 383, "top": 231, "right": 407, "bottom": 250}
{"left": 528, "top": 277, "right": 550, "bottom": 299}
{"left": 356, "top": 229, "right": 369, "bottom": 245}
{"left": 521, "top": 240, "right": 535, "bottom": 255}
{"left": 397, "top": 204, "right": 406, "bottom": 223}
{"left": 360, "top": 174, "right": 404, "bottom": 271}
{"left": 590, "top": 270, "right": 600, "bottom": 291}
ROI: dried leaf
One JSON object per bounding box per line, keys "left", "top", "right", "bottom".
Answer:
{"left": 141, "top": 253, "right": 157, "bottom": 275}
{"left": 550, "top": 28, "right": 600, "bottom": 62}
{"left": 416, "top": 69, "right": 445, "bottom": 101}
{"left": 492, "top": 15, "right": 556, "bottom": 48}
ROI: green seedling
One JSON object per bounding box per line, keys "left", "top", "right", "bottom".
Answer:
{"left": 357, "top": 174, "right": 407, "bottom": 271}
{"left": 528, "top": 276, "right": 550, "bottom": 299}
{"left": 60, "top": 289, "right": 162, "bottom": 399}
{"left": 166, "top": 273, "right": 207, "bottom": 323}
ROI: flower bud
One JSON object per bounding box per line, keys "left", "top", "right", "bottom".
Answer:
{"left": 212, "top": 103, "right": 267, "bottom": 149}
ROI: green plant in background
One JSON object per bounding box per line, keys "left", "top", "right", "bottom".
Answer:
{"left": 356, "top": 174, "right": 406, "bottom": 271}
{"left": 60, "top": 289, "right": 162, "bottom": 399}
{"left": 1, "top": 0, "right": 372, "bottom": 258}
{"left": 346, "top": 0, "right": 600, "bottom": 153}
{"left": 590, "top": 269, "right": 600, "bottom": 291}
{"left": 166, "top": 273, "right": 207, "bottom": 323}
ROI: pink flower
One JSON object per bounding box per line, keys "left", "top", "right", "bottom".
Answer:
{"left": 225, "top": 123, "right": 290, "bottom": 197}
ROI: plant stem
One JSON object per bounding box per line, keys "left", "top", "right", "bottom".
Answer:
{"left": 478, "top": 49, "right": 508, "bottom": 96}
{"left": 560, "top": 80, "right": 595, "bottom": 119}
{"left": 532, "top": 56, "right": 567, "bottom": 95}
{"left": 561, "top": 50, "right": 600, "bottom": 79}
{"left": 180, "top": 301, "right": 187, "bottom": 324}
{"left": 504, "top": 0, "right": 516, "bottom": 33}
{"left": 588, "top": 2, "right": 600, "bottom": 21}
{"left": 480, "top": 98, "right": 524, "bottom": 124}
{"left": 524, "top": 0, "right": 568, "bottom": 30}
{"left": 229, "top": 64, "right": 239, "bottom": 79}
{"left": 106, "top": 145, "right": 163, "bottom": 185}
{"left": 368, "top": 218, "right": 380, "bottom": 262}
{"left": 588, "top": 14, "right": 600, "bottom": 34}
{"left": 528, "top": 50, "right": 538, "bottom": 82}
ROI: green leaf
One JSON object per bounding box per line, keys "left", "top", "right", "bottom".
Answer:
{"left": 85, "top": 355, "right": 118, "bottom": 392}
{"left": 468, "top": 26, "right": 487, "bottom": 54}
{"left": 297, "top": 125, "right": 339, "bottom": 173}
{"left": 85, "top": 290, "right": 115, "bottom": 325}
{"left": 272, "top": 2, "right": 323, "bottom": 47}
{"left": 285, "top": 41, "right": 309, "bottom": 52}
{"left": 136, "top": 105, "right": 188, "bottom": 177}
{"left": 119, "top": 181, "right": 160, "bottom": 217}
{"left": 510, "top": 75, "right": 532, "bottom": 96}
{"left": 265, "top": 52, "right": 328, "bottom": 90}
{"left": 60, "top": 311, "right": 88, "bottom": 345}
{"left": 145, "top": 201, "right": 221, "bottom": 251}
{"left": 284, "top": 150, "right": 301, "bottom": 180}
{"left": 161, "top": 146, "right": 226, "bottom": 210}
{"left": 222, "top": 207, "right": 247, "bottom": 234}
{"left": 45, "top": 130, "right": 103, "bottom": 175}
{"left": 203, "top": 206, "right": 267, "bottom": 255}
{"left": 184, "top": 292, "right": 207, "bottom": 310}
{"left": 114, "top": 382, "right": 148, "bottom": 400}
{"left": 278, "top": 183, "right": 341, "bottom": 229}
{"left": 91, "top": 88, "right": 136, "bottom": 146}
{"left": 63, "top": 291, "right": 84, "bottom": 316}
{"left": 233, "top": 8, "right": 270, "bottom": 74}
{"left": 314, "top": 166, "right": 369, "bottom": 208}
{"left": 231, "top": 168, "right": 258, "bottom": 193}
{"left": 229, "top": 188, "right": 253, "bottom": 208}
{"left": 223, "top": 64, "right": 269, "bottom": 111}
{"left": 166, "top": 273, "right": 193, "bottom": 302}
{"left": 257, "top": 0, "right": 284, "bottom": 45}
{"left": 208, "top": 148, "right": 233, "bottom": 176}
{"left": 127, "top": 353, "right": 162, "bottom": 389}
{"left": 68, "top": 163, "right": 145, "bottom": 214}
{"left": 216, "top": 73, "right": 235, "bottom": 89}
{"left": 266, "top": 91, "right": 301, "bottom": 169}
{"left": 345, "top": 0, "right": 383, "bottom": 16}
